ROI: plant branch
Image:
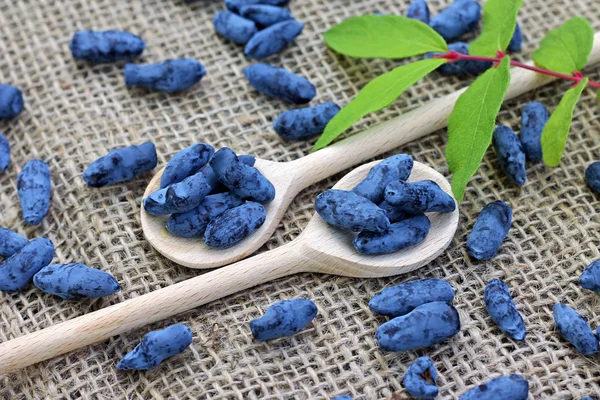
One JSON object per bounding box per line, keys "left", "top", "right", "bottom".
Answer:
{"left": 434, "top": 51, "right": 600, "bottom": 89}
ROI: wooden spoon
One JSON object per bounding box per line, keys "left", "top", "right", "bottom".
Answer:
{"left": 142, "top": 35, "right": 600, "bottom": 269}
{"left": 0, "top": 160, "right": 457, "bottom": 374}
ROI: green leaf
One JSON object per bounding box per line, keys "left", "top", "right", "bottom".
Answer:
{"left": 532, "top": 17, "right": 593, "bottom": 75}
{"left": 446, "top": 56, "right": 511, "bottom": 202}
{"left": 323, "top": 15, "right": 448, "bottom": 59}
{"left": 469, "top": 0, "right": 523, "bottom": 57}
{"left": 541, "top": 78, "right": 588, "bottom": 167}
{"left": 313, "top": 58, "right": 445, "bottom": 151}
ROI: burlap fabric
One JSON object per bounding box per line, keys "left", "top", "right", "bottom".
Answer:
{"left": 1, "top": 0, "right": 599, "bottom": 398}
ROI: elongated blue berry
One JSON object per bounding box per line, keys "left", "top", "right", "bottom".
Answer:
{"left": 0, "top": 228, "right": 28, "bottom": 258}
{"left": 0, "top": 85, "right": 23, "bottom": 119}
{"left": 239, "top": 5, "right": 293, "bottom": 28}
{"left": 458, "top": 374, "right": 529, "bottom": 400}
{"left": 315, "top": 189, "right": 390, "bottom": 233}
{"left": 331, "top": 396, "right": 352, "bottom": 400}
{"left": 226, "top": 0, "right": 288, "bottom": 13}
{"left": 429, "top": 0, "right": 481, "bottom": 41}
{"left": 508, "top": 23, "right": 522, "bottom": 52}
{"left": 250, "top": 299, "right": 317, "bottom": 341}
{"left": 377, "top": 200, "right": 408, "bottom": 223}
{"left": 33, "top": 263, "right": 120, "bottom": 300}
{"left": 369, "top": 278, "right": 454, "bottom": 317}
{"left": 579, "top": 260, "right": 600, "bottom": 292}
{"left": 161, "top": 143, "right": 214, "bottom": 189}
{"left": 125, "top": 59, "right": 206, "bottom": 93}
{"left": 353, "top": 215, "right": 430, "bottom": 255}
{"left": 493, "top": 124, "right": 526, "bottom": 186}
{"left": 376, "top": 301, "right": 460, "bottom": 351}
{"left": 213, "top": 11, "right": 258, "bottom": 45}
{"left": 0, "top": 238, "right": 54, "bottom": 292}
{"left": 404, "top": 356, "right": 438, "bottom": 399}
{"left": 406, "top": 0, "right": 430, "bottom": 24}
{"left": 244, "top": 20, "right": 304, "bottom": 59}
{"left": 18, "top": 159, "right": 51, "bottom": 225}
{"left": 204, "top": 202, "right": 266, "bottom": 248}
{"left": 167, "top": 193, "right": 245, "bottom": 238}
{"left": 585, "top": 161, "right": 600, "bottom": 194}
{"left": 467, "top": 201, "right": 512, "bottom": 260}
{"left": 385, "top": 180, "right": 455, "bottom": 214}
{"left": 237, "top": 155, "right": 256, "bottom": 167}
{"left": 0, "top": 134, "right": 10, "bottom": 171}
{"left": 210, "top": 148, "right": 275, "bottom": 203}
{"left": 484, "top": 279, "right": 526, "bottom": 341}
{"left": 520, "top": 102, "right": 548, "bottom": 161}
{"left": 83, "top": 142, "right": 157, "bottom": 187}
{"left": 117, "top": 324, "right": 193, "bottom": 370}
{"left": 69, "top": 30, "right": 145, "bottom": 63}
{"left": 144, "top": 172, "right": 212, "bottom": 216}
{"left": 274, "top": 102, "right": 340, "bottom": 140}
{"left": 244, "top": 63, "right": 316, "bottom": 104}
{"left": 553, "top": 303, "right": 598, "bottom": 356}
{"left": 353, "top": 154, "right": 414, "bottom": 204}
{"left": 201, "top": 155, "right": 255, "bottom": 194}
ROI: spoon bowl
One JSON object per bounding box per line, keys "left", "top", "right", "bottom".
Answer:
{"left": 302, "top": 160, "right": 458, "bottom": 277}
{"left": 142, "top": 158, "right": 299, "bottom": 268}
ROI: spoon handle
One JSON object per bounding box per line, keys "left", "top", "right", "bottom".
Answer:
{"left": 0, "top": 243, "right": 307, "bottom": 374}
{"left": 290, "top": 31, "right": 600, "bottom": 189}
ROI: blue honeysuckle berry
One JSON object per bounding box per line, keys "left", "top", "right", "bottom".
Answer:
{"left": 369, "top": 278, "right": 455, "bottom": 317}
{"left": 125, "top": 59, "right": 206, "bottom": 93}
{"left": 466, "top": 200, "right": 512, "bottom": 260}
{"left": 273, "top": 102, "right": 340, "bottom": 141}
{"left": 493, "top": 124, "right": 527, "bottom": 186}
{"left": 83, "top": 142, "right": 157, "bottom": 188}
{"left": 244, "top": 63, "right": 316, "bottom": 104}
{"left": 384, "top": 180, "right": 455, "bottom": 214}
{"left": 484, "top": 279, "right": 526, "bottom": 341}
{"left": 239, "top": 5, "right": 293, "bottom": 28}
{"left": 520, "top": 102, "right": 548, "bottom": 161}
{"left": 213, "top": 11, "right": 257, "bottom": 45}
{"left": 0, "top": 85, "right": 24, "bottom": 118}
{"left": 404, "top": 356, "right": 439, "bottom": 399}
{"left": 34, "top": 263, "right": 120, "bottom": 300}
{"left": 167, "top": 193, "right": 245, "bottom": 238}
{"left": 18, "top": 159, "right": 52, "bottom": 225}
{"left": 69, "top": 30, "right": 145, "bottom": 63}
{"left": 0, "top": 238, "right": 54, "bottom": 292}
{"left": 376, "top": 301, "right": 460, "bottom": 351}
{"left": 117, "top": 324, "right": 193, "bottom": 370}
{"left": 204, "top": 202, "right": 267, "bottom": 249}
{"left": 250, "top": 299, "right": 317, "bottom": 341}
{"left": 353, "top": 154, "right": 413, "bottom": 204}
{"left": 315, "top": 189, "right": 390, "bottom": 233}
{"left": 353, "top": 215, "right": 430, "bottom": 255}
{"left": 244, "top": 19, "right": 304, "bottom": 59}
{"left": 553, "top": 303, "right": 598, "bottom": 356}
{"left": 458, "top": 375, "right": 529, "bottom": 400}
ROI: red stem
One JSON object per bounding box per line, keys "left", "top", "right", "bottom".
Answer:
{"left": 434, "top": 52, "right": 600, "bottom": 89}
